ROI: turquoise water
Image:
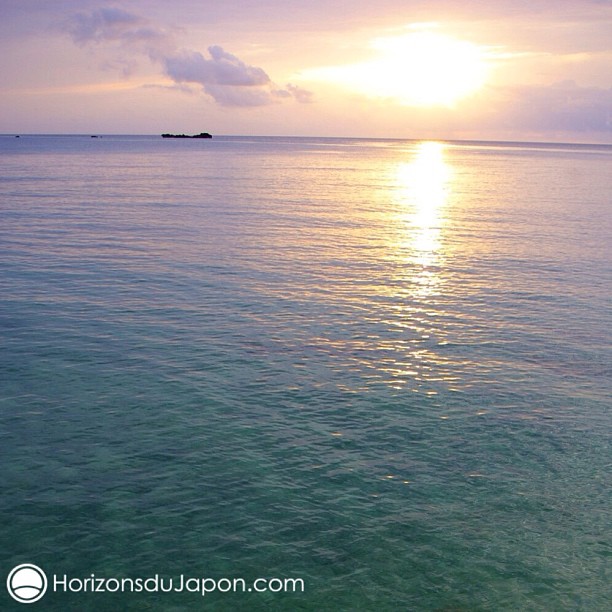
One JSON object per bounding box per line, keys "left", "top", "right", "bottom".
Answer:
{"left": 0, "top": 135, "right": 610, "bottom": 610}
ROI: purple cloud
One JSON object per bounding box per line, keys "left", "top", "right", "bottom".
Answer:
{"left": 63, "top": 6, "right": 313, "bottom": 108}
{"left": 164, "top": 47, "right": 270, "bottom": 87}
{"left": 286, "top": 83, "right": 314, "bottom": 103}
{"left": 65, "top": 7, "right": 169, "bottom": 47}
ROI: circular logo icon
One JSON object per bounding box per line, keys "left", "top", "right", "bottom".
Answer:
{"left": 6, "top": 564, "right": 47, "bottom": 604}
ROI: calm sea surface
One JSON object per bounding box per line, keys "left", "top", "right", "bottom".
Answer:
{"left": 0, "top": 135, "right": 610, "bottom": 611}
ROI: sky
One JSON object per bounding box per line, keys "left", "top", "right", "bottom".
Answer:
{"left": 1, "top": 0, "right": 611, "bottom": 142}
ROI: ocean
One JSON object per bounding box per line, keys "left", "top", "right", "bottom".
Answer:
{"left": 1, "top": 135, "right": 610, "bottom": 611}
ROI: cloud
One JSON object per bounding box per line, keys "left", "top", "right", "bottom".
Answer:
{"left": 163, "top": 47, "right": 298, "bottom": 106}
{"left": 63, "top": 6, "right": 313, "bottom": 108}
{"left": 202, "top": 84, "right": 278, "bottom": 107}
{"left": 162, "top": 48, "right": 314, "bottom": 106}
{"left": 164, "top": 47, "right": 270, "bottom": 87}
{"left": 141, "top": 82, "right": 197, "bottom": 95}
{"left": 65, "top": 7, "right": 173, "bottom": 54}
{"left": 286, "top": 83, "right": 314, "bottom": 103}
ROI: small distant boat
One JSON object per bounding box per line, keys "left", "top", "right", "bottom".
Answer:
{"left": 161, "top": 132, "right": 212, "bottom": 139}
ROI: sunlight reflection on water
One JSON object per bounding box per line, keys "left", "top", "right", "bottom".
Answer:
{"left": 355, "top": 141, "right": 460, "bottom": 392}
{"left": 393, "top": 141, "right": 452, "bottom": 298}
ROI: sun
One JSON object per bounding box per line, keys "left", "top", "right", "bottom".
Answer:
{"left": 302, "top": 30, "right": 491, "bottom": 107}
{"left": 369, "top": 32, "right": 490, "bottom": 106}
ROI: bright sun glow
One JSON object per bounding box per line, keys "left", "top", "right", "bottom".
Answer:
{"left": 303, "top": 31, "right": 491, "bottom": 107}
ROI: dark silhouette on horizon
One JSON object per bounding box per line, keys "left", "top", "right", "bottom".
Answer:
{"left": 162, "top": 132, "right": 212, "bottom": 139}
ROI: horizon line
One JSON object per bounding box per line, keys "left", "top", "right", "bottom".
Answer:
{"left": 2, "top": 133, "right": 612, "bottom": 148}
